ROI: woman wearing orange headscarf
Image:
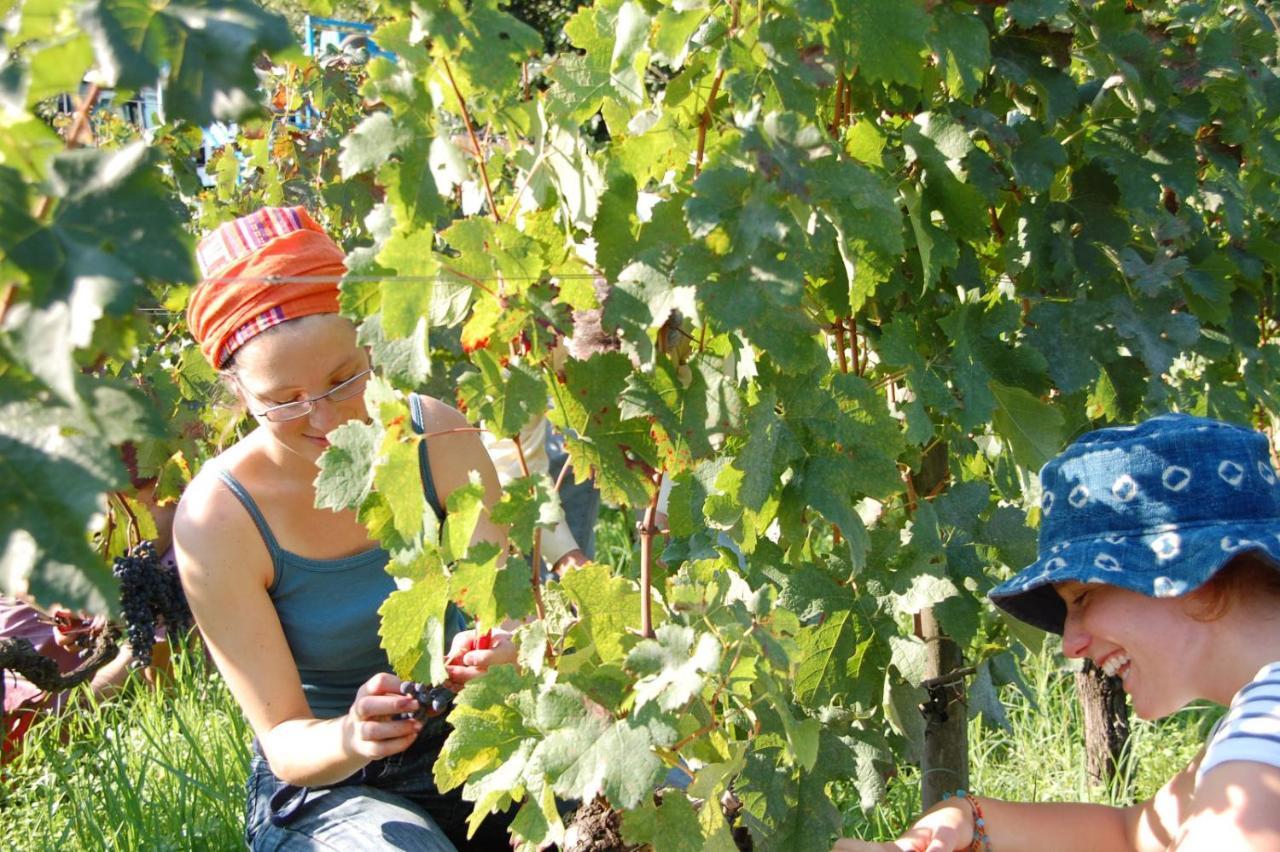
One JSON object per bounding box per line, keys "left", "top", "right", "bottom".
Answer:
{"left": 174, "top": 207, "right": 513, "bottom": 849}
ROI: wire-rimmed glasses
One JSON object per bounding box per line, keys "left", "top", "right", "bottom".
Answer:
{"left": 242, "top": 368, "right": 373, "bottom": 422}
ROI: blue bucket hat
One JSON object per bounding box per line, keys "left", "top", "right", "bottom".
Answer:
{"left": 989, "top": 413, "right": 1280, "bottom": 634}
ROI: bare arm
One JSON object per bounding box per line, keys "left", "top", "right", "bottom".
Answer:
{"left": 417, "top": 396, "right": 525, "bottom": 681}
{"left": 1171, "top": 761, "right": 1280, "bottom": 851}
{"left": 418, "top": 395, "right": 508, "bottom": 555}
{"left": 173, "top": 476, "right": 421, "bottom": 787}
{"left": 833, "top": 752, "right": 1207, "bottom": 852}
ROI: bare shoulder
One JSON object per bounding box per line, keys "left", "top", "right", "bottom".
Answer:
{"left": 414, "top": 393, "right": 500, "bottom": 501}
{"left": 413, "top": 393, "right": 469, "bottom": 433}
{"left": 173, "top": 455, "right": 272, "bottom": 590}
{"left": 1173, "top": 761, "right": 1280, "bottom": 851}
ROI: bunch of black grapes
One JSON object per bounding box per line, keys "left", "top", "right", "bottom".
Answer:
{"left": 399, "top": 681, "right": 455, "bottom": 720}
{"left": 113, "top": 540, "right": 192, "bottom": 668}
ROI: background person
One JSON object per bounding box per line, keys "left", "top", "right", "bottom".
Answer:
{"left": 834, "top": 413, "right": 1280, "bottom": 852}
{"left": 174, "top": 206, "right": 513, "bottom": 850}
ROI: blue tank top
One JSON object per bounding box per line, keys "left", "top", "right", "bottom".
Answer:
{"left": 215, "top": 402, "right": 461, "bottom": 718}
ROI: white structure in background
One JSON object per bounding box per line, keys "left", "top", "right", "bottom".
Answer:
{"left": 54, "top": 86, "right": 163, "bottom": 131}
{"left": 195, "top": 121, "right": 238, "bottom": 188}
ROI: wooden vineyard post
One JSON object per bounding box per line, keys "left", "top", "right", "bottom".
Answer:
{"left": 911, "top": 440, "right": 968, "bottom": 808}
{"left": 919, "top": 608, "right": 970, "bottom": 806}
{"left": 1075, "top": 659, "right": 1130, "bottom": 788}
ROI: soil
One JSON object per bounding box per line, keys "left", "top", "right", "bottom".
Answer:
{"left": 561, "top": 796, "right": 639, "bottom": 852}
{"left": 559, "top": 792, "right": 754, "bottom": 851}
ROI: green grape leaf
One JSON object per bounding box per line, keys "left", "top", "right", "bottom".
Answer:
{"left": 380, "top": 133, "right": 448, "bottom": 234}
{"left": 544, "top": 122, "right": 607, "bottom": 231}
{"left": 1, "top": 145, "right": 193, "bottom": 402}
{"left": 78, "top": 0, "right": 296, "bottom": 125}
{"left": 434, "top": 664, "right": 538, "bottom": 793}
{"left": 733, "top": 389, "right": 793, "bottom": 511}
{"left": 374, "top": 429, "right": 428, "bottom": 543}
{"left": 450, "top": 546, "right": 535, "bottom": 631}
{"left": 379, "top": 561, "right": 451, "bottom": 685}
{"left": 0, "top": 399, "right": 123, "bottom": 612}
{"left": 548, "top": 0, "right": 647, "bottom": 121}
{"left": 1007, "top": 0, "right": 1069, "bottom": 27}
{"left": 902, "top": 182, "right": 957, "bottom": 292}
{"left": 737, "top": 731, "right": 854, "bottom": 851}
{"left": 835, "top": 0, "right": 929, "bottom": 87}
{"left": 0, "top": 114, "right": 64, "bottom": 183}
{"left": 887, "top": 635, "right": 928, "bottom": 686}
{"left": 794, "top": 609, "right": 876, "bottom": 709}
{"left": 968, "top": 659, "right": 1011, "bottom": 730}
{"left": 798, "top": 451, "right": 876, "bottom": 544}
{"left": 928, "top": 8, "right": 990, "bottom": 100}
{"left": 357, "top": 312, "right": 431, "bottom": 389}
{"left": 558, "top": 562, "right": 642, "bottom": 663}
{"left": 619, "top": 356, "right": 714, "bottom": 473}
{"left": 989, "top": 381, "right": 1066, "bottom": 473}
{"left": 777, "top": 562, "right": 847, "bottom": 623}
{"left": 314, "top": 421, "right": 380, "bottom": 511}
{"left": 508, "top": 780, "right": 565, "bottom": 849}
{"left": 811, "top": 159, "right": 904, "bottom": 313}
{"left": 439, "top": 215, "right": 545, "bottom": 297}
{"left": 536, "top": 685, "right": 671, "bottom": 810}
{"left": 341, "top": 112, "right": 409, "bottom": 180}
{"left": 846, "top": 737, "right": 891, "bottom": 812}
{"left": 25, "top": 34, "right": 95, "bottom": 107}
{"left": 546, "top": 352, "right": 658, "bottom": 506}
{"left": 377, "top": 235, "right": 439, "bottom": 340}
{"left": 602, "top": 261, "right": 699, "bottom": 365}
{"left": 695, "top": 258, "right": 823, "bottom": 375}
{"left": 442, "top": 472, "right": 487, "bottom": 564}
{"left": 625, "top": 624, "right": 721, "bottom": 711}
{"left": 457, "top": 349, "right": 547, "bottom": 438}
{"left": 429, "top": 2, "right": 542, "bottom": 120}
{"left": 491, "top": 474, "right": 560, "bottom": 554}
{"left": 621, "top": 791, "right": 705, "bottom": 852}
{"left": 982, "top": 505, "right": 1038, "bottom": 570}
{"left": 1010, "top": 132, "right": 1067, "bottom": 194}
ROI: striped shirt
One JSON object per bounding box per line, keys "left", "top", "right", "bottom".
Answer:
{"left": 1197, "top": 661, "right": 1280, "bottom": 786}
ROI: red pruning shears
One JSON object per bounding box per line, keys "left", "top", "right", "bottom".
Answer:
{"left": 446, "top": 628, "right": 493, "bottom": 668}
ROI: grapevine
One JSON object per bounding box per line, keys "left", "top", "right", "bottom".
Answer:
{"left": 2, "top": 0, "right": 1278, "bottom": 846}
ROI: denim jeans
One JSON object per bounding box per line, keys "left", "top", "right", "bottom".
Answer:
{"left": 244, "top": 731, "right": 514, "bottom": 850}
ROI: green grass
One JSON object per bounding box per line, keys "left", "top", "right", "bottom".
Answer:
{"left": 1, "top": 648, "right": 251, "bottom": 851}
{"left": 838, "top": 646, "right": 1221, "bottom": 841}
{"left": 1, "top": 627, "right": 1213, "bottom": 849}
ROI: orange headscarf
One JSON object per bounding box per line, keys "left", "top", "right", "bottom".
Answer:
{"left": 186, "top": 206, "right": 345, "bottom": 368}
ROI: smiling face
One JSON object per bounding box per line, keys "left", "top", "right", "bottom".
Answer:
{"left": 227, "top": 313, "right": 370, "bottom": 466}
{"left": 1057, "top": 580, "right": 1212, "bottom": 720}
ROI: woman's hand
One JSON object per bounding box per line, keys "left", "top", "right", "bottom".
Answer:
{"left": 445, "top": 627, "right": 519, "bottom": 687}
{"left": 831, "top": 798, "right": 975, "bottom": 852}
{"left": 341, "top": 672, "right": 423, "bottom": 761}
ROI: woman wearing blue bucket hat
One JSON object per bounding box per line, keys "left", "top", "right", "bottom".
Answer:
{"left": 835, "top": 413, "right": 1280, "bottom": 852}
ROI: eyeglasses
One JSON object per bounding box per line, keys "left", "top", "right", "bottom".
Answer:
{"left": 242, "top": 369, "right": 373, "bottom": 422}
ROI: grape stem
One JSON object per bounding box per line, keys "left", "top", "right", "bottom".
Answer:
{"left": 510, "top": 432, "right": 547, "bottom": 624}
{"left": 638, "top": 469, "right": 664, "bottom": 639}
{"left": 439, "top": 56, "right": 500, "bottom": 224}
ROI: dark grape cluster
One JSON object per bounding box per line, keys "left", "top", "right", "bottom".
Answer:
{"left": 113, "top": 540, "right": 192, "bottom": 669}
{"left": 398, "top": 681, "right": 455, "bottom": 720}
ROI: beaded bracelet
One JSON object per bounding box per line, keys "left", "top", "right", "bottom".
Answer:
{"left": 941, "top": 789, "right": 991, "bottom": 851}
